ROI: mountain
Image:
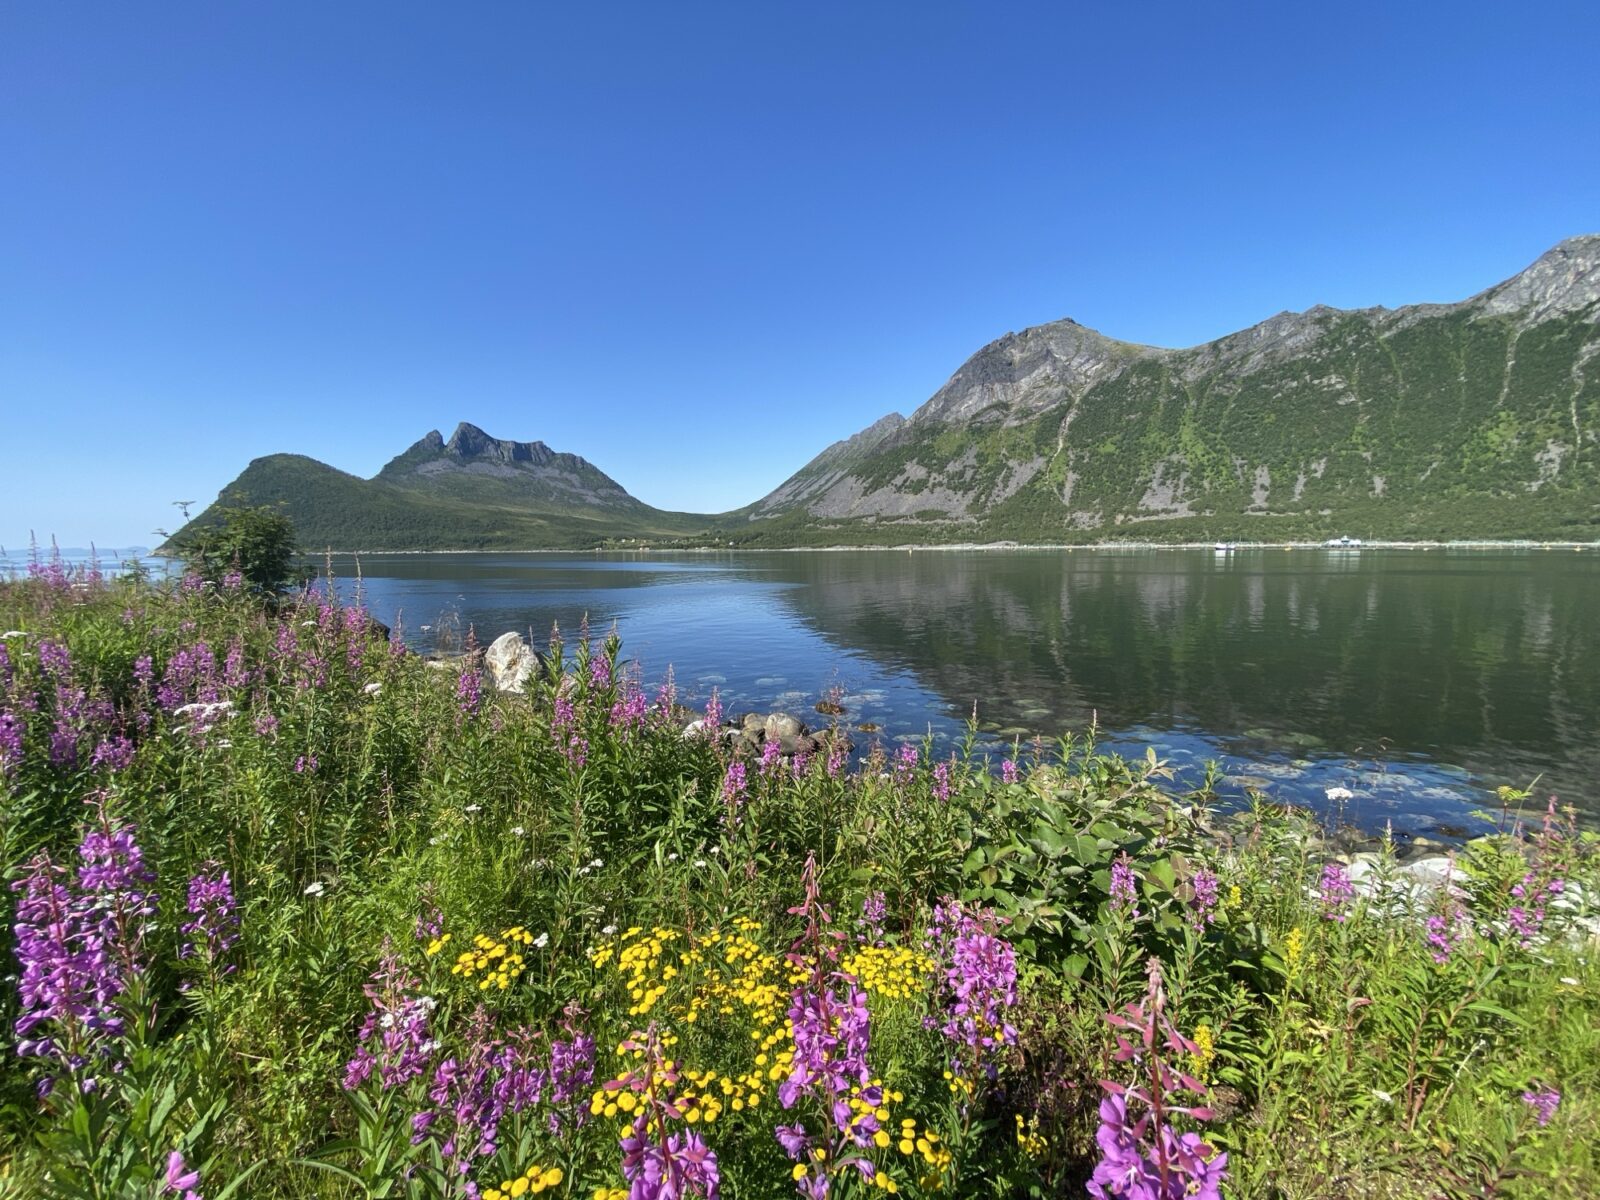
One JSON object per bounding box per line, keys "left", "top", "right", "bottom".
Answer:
{"left": 742, "top": 235, "right": 1600, "bottom": 543}
{"left": 171, "top": 423, "right": 706, "bottom": 551}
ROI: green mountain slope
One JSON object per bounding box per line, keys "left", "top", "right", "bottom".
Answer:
{"left": 173, "top": 424, "right": 707, "bottom": 551}
{"left": 740, "top": 235, "right": 1600, "bottom": 543}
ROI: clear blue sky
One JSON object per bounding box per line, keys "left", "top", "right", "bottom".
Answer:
{"left": 3, "top": 2, "right": 1597, "bottom": 548}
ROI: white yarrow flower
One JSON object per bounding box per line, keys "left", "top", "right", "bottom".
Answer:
{"left": 464, "top": 804, "right": 481, "bottom": 814}
{"left": 303, "top": 881, "right": 325, "bottom": 897}
{"left": 1325, "top": 786, "right": 1355, "bottom": 802}
{"left": 532, "top": 932, "right": 550, "bottom": 949}
{"left": 363, "top": 681, "right": 382, "bottom": 695}
{"left": 511, "top": 825, "right": 526, "bottom": 837}
{"left": 601, "top": 924, "right": 618, "bottom": 936}
{"left": 693, "top": 859, "right": 708, "bottom": 869}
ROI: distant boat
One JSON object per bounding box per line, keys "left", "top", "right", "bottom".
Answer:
{"left": 1214, "top": 542, "right": 1236, "bottom": 552}
{"left": 1324, "top": 536, "right": 1362, "bottom": 548}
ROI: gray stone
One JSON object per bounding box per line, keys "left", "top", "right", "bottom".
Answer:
{"left": 765, "top": 712, "right": 806, "bottom": 740}
{"left": 484, "top": 631, "right": 537, "bottom": 694}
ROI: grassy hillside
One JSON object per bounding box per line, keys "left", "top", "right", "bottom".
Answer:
{"left": 177, "top": 452, "right": 709, "bottom": 551}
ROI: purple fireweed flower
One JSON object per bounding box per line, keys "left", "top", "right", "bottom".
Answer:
{"left": 722, "top": 761, "right": 748, "bottom": 805}
{"left": 609, "top": 678, "right": 649, "bottom": 731}
{"left": 588, "top": 655, "right": 611, "bottom": 688}
{"left": 924, "top": 899, "right": 1016, "bottom": 1083}
{"left": 1090, "top": 960, "right": 1228, "bottom": 1200}
{"left": 702, "top": 688, "right": 723, "bottom": 739}
{"left": 552, "top": 690, "right": 577, "bottom": 735}
{"left": 939, "top": 916, "right": 1018, "bottom": 1077}
{"left": 180, "top": 572, "right": 205, "bottom": 595}
{"left": 90, "top": 736, "right": 136, "bottom": 773}
{"left": 163, "top": 1149, "right": 203, "bottom": 1199}
{"left": 760, "top": 736, "right": 783, "bottom": 776}
{"left": 1190, "top": 869, "right": 1220, "bottom": 929}
{"left": 180, "top": 866, "right": 240, "bottom": 966}
{"left": 932, "top": 759, "right": 952, "bottom": 802}
{"left": 1425, "top": 913, "right": 1462, "bottom": 964}
{"left": 563, "top": 733, "right": 588, "bottom": 769}
{"left": 0, "top": 642, "right": 13, "bottom": 693}
{"left": 254, "top": 711, "right": 279, "bottom": 739}
{"left": 272, "top": 624, "right": 298, "bottom": 662}
{"left": 423, "top": 1015, "right": 549, "bottom": 1176}
{"left": 1089, "top": 1093, "right": 1227, "bottom": 1200}
{"left": 414, "top": 904, "right": 444, "bottom": 943}
{"left": 78, "top": 820, "right": 156, "bottom": 910}
{"left": 1110, "top": 853, "right": 1140, "bottom": 915}
{"left": 294, "top": 754, "right": 318, "bottom": 775}
{"left": 132, "top": 654, "right": 154, "bottom": 692}
{"left": 12, "top": 817, "right": 155, "bottom": 1067}
{"left": 621, "top": 1117, "right": 722, "bottom": 1200}
{"left": 342, "top": 957, "right": 439, "bottom": 1092}
{"left": 1001, "top": 758, "right": 1019, "bottom": 785}
{"left": 223, "top": 638, "right": 249, "bottom": 690}
{"left": 1507, "top": 872, "right": 1565, "bottom": 948}
{"left": 222, "top": 568, "right": 244, "bottom": 591}
{"left": 893, "top": 743, "right": 918, "bottom": 786}
{"left": 1319, "top": 862, "right": 1356, "bottom": 922}
{"left": 653, "top": 666, "right": 677, "bottom": 719}
{"left": 790, "top": 752, "right": 811, "bottom": 781}
{"left": 456, "top": 669, "right": 481, "bottom": 717}
{"left": 548, "top": 1032, "right": 595, "bottom": 1107}
{"left": 0, "top": 709, "right": 24, "bottom": 776}
{"left": 37, "top": 638, "right": 73, "bottom": 679}
{"left": 856, "top": 891, "right": 887, "bottom": 946}
{"left": 775, "top": 1122, "right": 811, "bottom": 1159}
{"left": 1522, "top": 1088, "right": 1560, "bottom": 1127}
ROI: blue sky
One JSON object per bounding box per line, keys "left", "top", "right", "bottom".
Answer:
{"left": 3, "top": 2, "right": 1597, "bottom": 548}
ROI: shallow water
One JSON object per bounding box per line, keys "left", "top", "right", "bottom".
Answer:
{"left": 315, "top": 547, "right": 1600, "bottom": 839}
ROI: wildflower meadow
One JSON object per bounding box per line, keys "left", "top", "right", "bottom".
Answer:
{"left": 1, "top": 553, "right": 1597, "bottom": 1198}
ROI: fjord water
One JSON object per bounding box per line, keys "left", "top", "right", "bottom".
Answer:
{"left": 330, "top": 548, "right": 1600, "bottom": 837}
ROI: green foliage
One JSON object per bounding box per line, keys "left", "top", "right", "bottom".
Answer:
{"left": 171, "top": 495, "right": 301, "bottom": 591}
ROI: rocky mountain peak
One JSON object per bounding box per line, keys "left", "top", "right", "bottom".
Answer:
{"left": 443, "top": 422, "right": 557, "bottom": 465}
{"left": 912, "top": 317, "right": 1163, "bottom": 427}
{"left": 1474, "top": 234, "right": 1600, "bottom": 322}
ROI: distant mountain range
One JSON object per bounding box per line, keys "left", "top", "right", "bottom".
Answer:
{"left": 176, "top": 236, "right": 1600, "bottom": 550}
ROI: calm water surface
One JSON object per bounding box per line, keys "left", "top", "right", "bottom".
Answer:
{"left": 322, "top": 548, "right": 1600, "bottom": 838}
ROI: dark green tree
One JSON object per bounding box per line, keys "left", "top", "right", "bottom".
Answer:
{"left": 173, "top": 496, "right": 301, "bottom": 592}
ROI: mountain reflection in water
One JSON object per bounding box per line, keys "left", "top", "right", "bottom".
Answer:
{"left": 328, "top": 548, "right": 1600, "bottom": 837}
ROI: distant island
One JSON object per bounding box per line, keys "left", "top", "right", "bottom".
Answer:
{"left": 171, "top": 235, "right": 1600, "bottom": 551}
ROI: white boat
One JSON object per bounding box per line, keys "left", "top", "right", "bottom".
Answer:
{"left": 1324, "top": 536, "right": 1362, "bottom": 548}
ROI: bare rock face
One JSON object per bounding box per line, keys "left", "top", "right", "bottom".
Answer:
{"left": 484, "top": 631, "right": 537, "bottom": 694}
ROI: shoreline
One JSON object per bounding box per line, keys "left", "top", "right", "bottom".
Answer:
{"left": 303, "top": 539, "right": 1600, "bottom": 556}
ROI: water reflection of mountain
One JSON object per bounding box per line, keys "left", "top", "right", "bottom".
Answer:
{"left": 761, "top": 551, "right": 1600, "bottom": 805}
